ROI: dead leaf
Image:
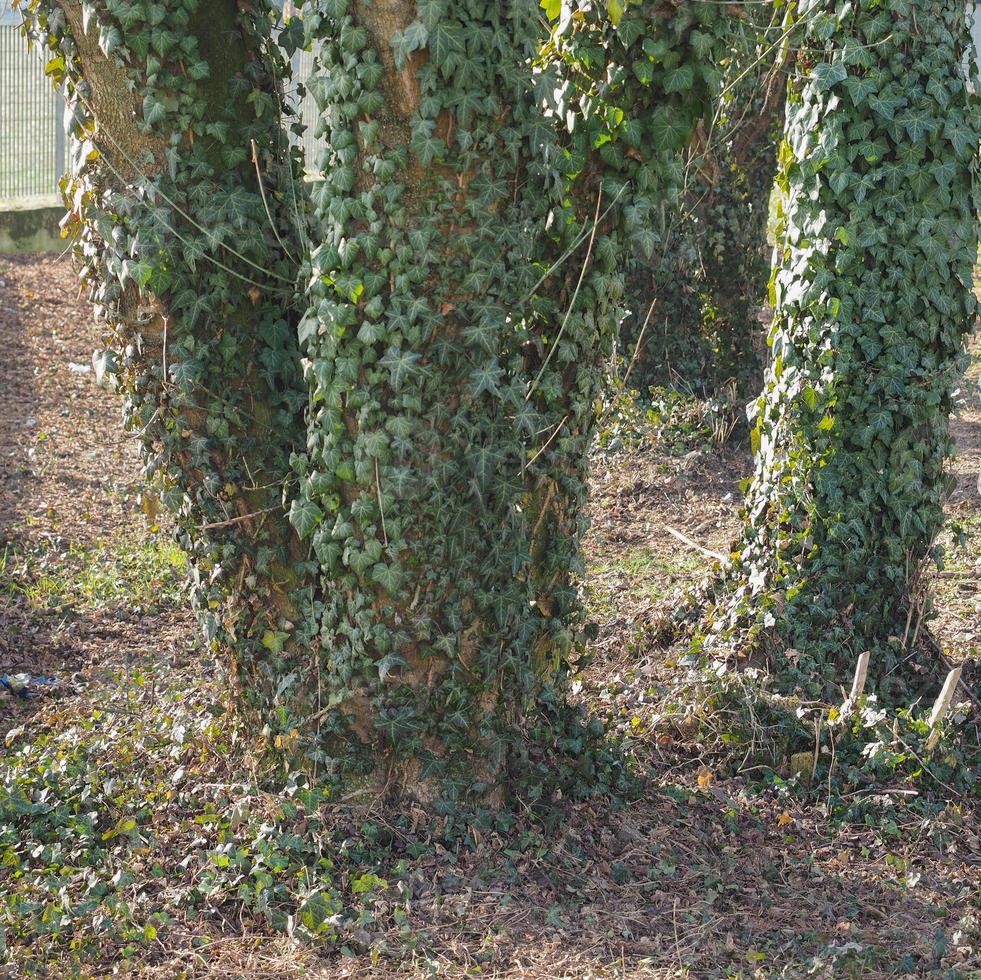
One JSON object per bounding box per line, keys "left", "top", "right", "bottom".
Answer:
{"left": 140, "top": 492, "right": 163, "bottom": 520}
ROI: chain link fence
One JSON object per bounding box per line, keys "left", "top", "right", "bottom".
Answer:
{"left": 293, "top": 47, "right": 323, "bottom": 172}
{"left": 973, "top": 3, "right": 981, "bottom": 79}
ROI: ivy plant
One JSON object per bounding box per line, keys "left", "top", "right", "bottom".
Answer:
{"left": 620, "top": 4, "right": 786, "bottom": 397}
{"left": 697, "top": 0, "right": 980, "bottom": 700}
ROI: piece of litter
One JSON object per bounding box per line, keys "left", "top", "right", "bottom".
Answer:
{"left": 0, "top": 674, "right": 60, "bottom": 699}
{"left": 0, "top": 673, "right": 31, "bottom": 697}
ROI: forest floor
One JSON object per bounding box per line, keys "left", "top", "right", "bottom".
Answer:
{"left": 0, "top": 253, "right": 979, "bottom": 979}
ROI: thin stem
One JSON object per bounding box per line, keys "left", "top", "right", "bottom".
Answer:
{"left": 526, "top": 187, "right": 604, "bottom": 401}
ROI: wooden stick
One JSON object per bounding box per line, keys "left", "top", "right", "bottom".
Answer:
{"left": 524, "top": 414, "right": 569, "bottom": 471}
{"left": 926, "top": 666, "right": 963, "bottom": 751}
{"left": 849, "top": 651, "right": 871, "bottom": 703}
{"left": 374, "top": 458, "right": 388, "bottom": 547}
{"left": 197, "top": 506, "right": 278, "bottom": 531}
{"left": 622, "top": 299, "right": 656, "bottom": 388}
{"left": 664, "top": 525, "right": 727, "bottom": 563}
{"left": 937, "top": 648, "right": 981, "bottom": 712}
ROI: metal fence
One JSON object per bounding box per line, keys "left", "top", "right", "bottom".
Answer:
{"left": 0, "top": 0, "right": 324, "bottom": 206}
{"left": 0, "top": 7, "right": 64, "bottom": 203}
{"left": 973, "top": 3, "right": 981, "bottom": 72}
{"left": 294, "top": 48, "right": 324, "bottom": 173}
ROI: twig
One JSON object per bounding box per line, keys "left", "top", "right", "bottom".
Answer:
{"left": 811, "top": 711, "right": 822, "bottom": 784}
{"left": 526, "top": 188, "right": 603, "bottom": 401}
{"left": 672, "top": 899, "right": 684, "bottom": 976}
{"left": 524, "top": 414, "right": 568, "bottom": 472}
{"left": 665, "top": 525, "right": 727, "bottom": 563}
{"left": 622, "top": 299, "right": 656, "bottom": 388}
{"left": 519, "top": 182, "right": 627, "bottom": 306}
{"left": 375, "top": 458, "right": 388, "bottom": 547}
{"left": 198, "top": 506, "right": 278, "bottom": 531}
{"left": 251, "top": 138, "right": 298, "bottom": 264}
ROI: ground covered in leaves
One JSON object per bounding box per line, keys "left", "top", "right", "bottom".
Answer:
{"left": 1, "top": 254, "right": 979, "bottom": 978}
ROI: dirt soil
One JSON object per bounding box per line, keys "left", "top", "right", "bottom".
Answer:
{"left": 0, "top": 254, "right": 195, "bottom": 721}
{"left": 1, "top": 254, "right": 979, "bottom": 978}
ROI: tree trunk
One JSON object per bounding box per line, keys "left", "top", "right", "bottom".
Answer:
{"left": 702, "top": 0, "right": 979, "bottom": 699}
{"left": 620, "top": 13, "right": 784, "bottom": 398}
{"left": 26, "top": 0, "right": 628, "bottom": 799}
{"left": 294, "top": 0, "right": 625, "bottom": 797}
{"left": 25, "top": 0, "right": 310, "bottom": 723}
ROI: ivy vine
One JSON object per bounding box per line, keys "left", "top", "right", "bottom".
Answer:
{"left": 699, "top": 0, "right": 980, "bottom": 700}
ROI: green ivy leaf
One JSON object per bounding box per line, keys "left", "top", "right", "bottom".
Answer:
{"left": 811, "top": 61, "right": 847, "bottom": 92}
{"left": 98, "top": 25, "right": 122, "bottom": 57}
{"left": 379, "top": 347, "right": 422, "bottom": 391}
{"left": 262, "top": 630, "right": 290, "bottom": 655}
{"left": 663, "top": 65, "right": 694, "bottom": 94}
{"left": 843, "top": 74, "right": 877, "bottom": 106}
{"left": 142, "top": 94, "right": 167, "bottom": 128}
{"left": 372, "top": 562, "right": 403, "bottom": 595}
{"left": 649, "top": 107, "right": 692, "bottom": 150}
{"left": 377, "top": 655, "right": 408, "bottom": 683}
{"left": 470, "top": 360, "right": 504, "bottom": 398}
{"left": 540, "top": 0, "right": 560, "bottom": 20}
{"left": 289, "top": 497, "right": 324, "bottom": 539}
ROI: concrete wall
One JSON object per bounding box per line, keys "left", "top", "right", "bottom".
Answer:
{"left": 0, "top": 198, "right": 64, "bottom": 253}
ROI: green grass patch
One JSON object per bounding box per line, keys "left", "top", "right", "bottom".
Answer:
{"left": 597, "top": 545, "right": 703, "bottom": 579}
{"left": 1, "top": 535, "right": 188, "bottom": 614}
{"left": 586, "top": 545, "right": 704, "bottom": 619}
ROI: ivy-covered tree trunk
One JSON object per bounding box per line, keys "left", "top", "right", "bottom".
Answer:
{"left": 22, "top": 0, "right": 729, "bottom": 799}
{"left": 619, "top": 12, "right": 783, "bottom": 397}
{"left": 702, "top": 0, "right": 979, "bottom": 698}
{"left": 22, "top": 0, "right": 635, "bottom": 799}
{"left": 23, "top": 0, "right": 310, "bottom": 704}
{"left": 288, "top": 0, "right": 630, "bottom": 797}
